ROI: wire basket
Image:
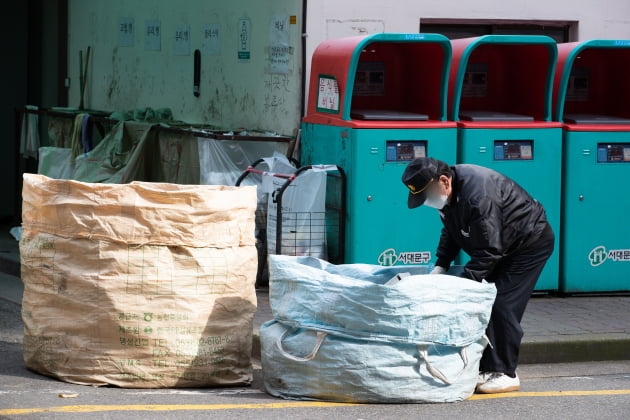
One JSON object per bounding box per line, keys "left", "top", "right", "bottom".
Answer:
{"left": 236, "top": 161, "right": 346, "bottom": 286}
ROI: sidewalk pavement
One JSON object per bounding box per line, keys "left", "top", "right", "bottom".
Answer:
{"left": 2, "top": 227, "right": 629, "bottom": 365}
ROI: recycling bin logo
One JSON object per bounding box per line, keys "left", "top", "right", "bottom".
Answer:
{"left": 378, "top": 248, "right": 398, "bottom": 266}
{"left": 377, "top": 248, "right": 431, "bottom": 266}
{"left": 588, "top": 246, "right": 607, "bottom": 266}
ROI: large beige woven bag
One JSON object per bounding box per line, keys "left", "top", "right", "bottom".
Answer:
{"left": 20, "top": 174, "right": 257, "bottom": 388}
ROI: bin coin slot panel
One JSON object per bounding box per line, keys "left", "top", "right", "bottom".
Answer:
{"left": 493, "top": 140, "right": 534, "bottom": 160}
{"left": 386, "top": 140, "right": 427, "bottom": 162}
{"left": 597, "top": 143, "right": 630, "bottom": 163}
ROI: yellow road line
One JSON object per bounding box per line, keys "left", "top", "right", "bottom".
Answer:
{"left": 1, "top": 390, "right": 629, "bottom": 416}
{"left": 469, "top": 389, "right": 630, "bottom": 400}
{"left": 0, "top": 402, "right": 356, "bottom": 416}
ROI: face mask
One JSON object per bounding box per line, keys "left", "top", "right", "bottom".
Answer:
{"left": 424, "top": 194, "right": 448, "bottom": 210}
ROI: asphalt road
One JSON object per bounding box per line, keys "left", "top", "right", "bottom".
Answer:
{"left": 1, "top": 298, "right": 629, "bottom": 419}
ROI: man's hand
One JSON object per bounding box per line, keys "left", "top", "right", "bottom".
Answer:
{"left": 430, "top": 266, "right": 446, "bottom": 275}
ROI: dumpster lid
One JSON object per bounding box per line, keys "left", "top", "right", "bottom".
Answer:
{"left": 459, "top": 110, "right": 534, "bottom": 122}
{"left": 564, "top": 114, "right": 630, "bottom": 125}
{"left": 350, "top": 109, "right": 429, "bottom": 121}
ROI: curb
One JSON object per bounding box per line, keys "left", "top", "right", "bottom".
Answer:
{"left": 519, "top": 337, "right": 630, "bottom": 364}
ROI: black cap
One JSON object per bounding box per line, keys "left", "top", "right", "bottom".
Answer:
{"left": 401, "top": 157, "right": 440, "bottom": 209}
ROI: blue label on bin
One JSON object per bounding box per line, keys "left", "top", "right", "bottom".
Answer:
{"left": 386, "top": 146, "right": 397, "bottom": 161}
{"left": 494, "top": 145, "right": 504, "bottom": 160}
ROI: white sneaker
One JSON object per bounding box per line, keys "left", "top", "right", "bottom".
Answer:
{"left": 477, "top": 372, "right": 492, "bottom": 386}
{"left": 476, "top": 372, "right": 520, "bottom": 394}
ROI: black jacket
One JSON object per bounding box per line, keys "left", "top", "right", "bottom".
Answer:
{"left": 435, "top": 164, "right": 550, "bottom": 282}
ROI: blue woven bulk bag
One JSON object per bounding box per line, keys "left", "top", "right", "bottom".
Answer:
{"left": 261, "top": 255, "right": 496, "bottom": 403}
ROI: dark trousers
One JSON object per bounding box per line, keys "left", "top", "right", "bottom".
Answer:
{"left": 479, "top": 223, "right": 555, "bottom": 376}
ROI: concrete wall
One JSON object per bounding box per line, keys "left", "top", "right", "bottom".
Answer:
{"left": 304, "top": 0, "right": 630, "bottom": 105}
{"left": 306, "top": 0, "right": 630, "bottom": 54}
{"left": 67, "top": 0, "right": 303, "bottom": 136}
{"left": 67, "top": 0, "right": 630, "bottom": 135}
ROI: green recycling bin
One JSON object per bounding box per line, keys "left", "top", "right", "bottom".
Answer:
{"left": 449, "top": 35, "right": 562, "bottom": 292}
{"left": 301, "top": 33, "right": 457, "bottom": 267}
{"left": 555, "top": 39, "right": 630, "bottom": 293}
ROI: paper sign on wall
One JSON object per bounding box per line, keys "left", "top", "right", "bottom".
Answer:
{"left": 144, "top": 20, "right": 161, "bottom": 51}
{"left": 202, "top": 24, "right": 221, "bottom": 55}
{"left": 270, "top": 15, "right": 289, "bottom": 45}
{"left": 174, "top": 24, "right": 191, "bottom": 56}
{"left": 269, "top": 15, "right": 290, "bottom": 74}
{"left": 238, "top": 18, "right": 251, "bottom": 61}
{"left": 118, "top": 17, "right": 135, "bottom": 47}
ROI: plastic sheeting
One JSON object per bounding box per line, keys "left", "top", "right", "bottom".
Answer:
{"left": 39, "top": 121, "right": 164, "bottom": 183}
{"left": 38, "top": 120, "right": 290, "bottom": 186}
{"left": 197, "top": 137, "right": 288, "bottom": 187}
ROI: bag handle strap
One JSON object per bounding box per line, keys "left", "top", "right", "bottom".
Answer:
{"left": 417, "top": 345, "right": 469, "bottom": 385}
{"left": 276, "top": 328, "right": 328, "bottom": 362}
